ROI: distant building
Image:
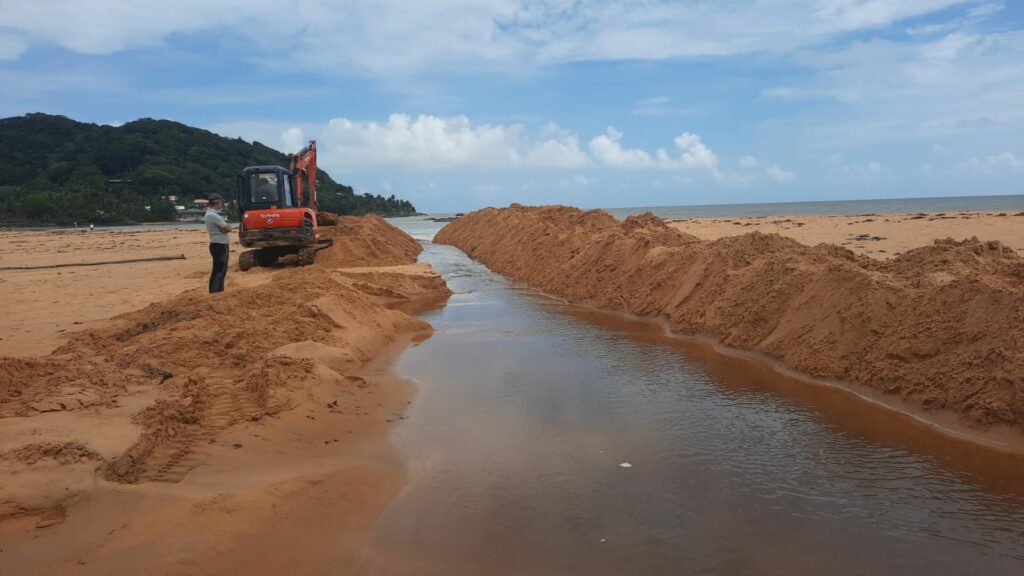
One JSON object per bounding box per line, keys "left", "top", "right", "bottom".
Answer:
{"left": 178, "top": 208, "right": 206, "bottom": 222}
{"left": 193, "top": 198, "right": 210, "bottom": 207}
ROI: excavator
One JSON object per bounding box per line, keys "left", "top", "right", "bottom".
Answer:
{"left": 235, "top": 140, "right": 333, "bottom": 271}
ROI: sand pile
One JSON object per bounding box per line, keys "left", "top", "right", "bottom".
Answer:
{"left": 436, "top": 204, "right": 1024, "bottom": 429}
{"left": 316, "top": 214, "right": 423, "bottom": 268}
{"left": 54, "top": 267, "right": 432, "bottom": 484}
{"left": 1, "top": 216, "right": 448, "bottom": 523}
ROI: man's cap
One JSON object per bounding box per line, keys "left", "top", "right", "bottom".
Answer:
{"left": 208, "top": 193, "right": 224, "bottom": 202}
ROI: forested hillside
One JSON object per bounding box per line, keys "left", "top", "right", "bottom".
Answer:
{"left": 0, "top": 113, "right": 417, "bottom": 225}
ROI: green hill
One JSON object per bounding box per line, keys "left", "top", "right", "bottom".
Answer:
{"left": 0, "top": 113, "right": 417, "bottom": 225}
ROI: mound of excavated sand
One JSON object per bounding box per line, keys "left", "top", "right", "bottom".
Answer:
{"left": 316, "top": 214, "right": 422, "bottom": 268}
{"left": 56, "top": 267, "right": 431, "bottom": 484}
{"left": 0, "top": 216, "right": 448, "bottom": 524}
{"left": 436, "top": 204, "right": 1024, "bottom": 430}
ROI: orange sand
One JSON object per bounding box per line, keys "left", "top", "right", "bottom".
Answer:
{"left": 0, "top": 226, "right": 267, "bottom": 357}
{"left": 667, "top": 210, "right": 1024, "bottom": 259}
{"left": 0, "top": 217, "right": 449, "bottom": 575}
{"left": 437, "top": 205, "right": 1024, "bottom": 432}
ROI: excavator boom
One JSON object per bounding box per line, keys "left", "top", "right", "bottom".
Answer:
{"left": 290, "top": 140, "right": 317, "bottom": 209}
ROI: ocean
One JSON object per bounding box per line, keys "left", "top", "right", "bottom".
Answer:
{"left": 602, "top": 194, "right": 1024, "bottom": 220}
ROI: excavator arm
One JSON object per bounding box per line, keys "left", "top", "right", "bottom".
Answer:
{"left": 290, "top": 140, "right": 318, "bottom": 209}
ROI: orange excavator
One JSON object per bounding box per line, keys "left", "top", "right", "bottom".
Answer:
{"left": 235, "top": 140, "right": 333, "bottom": 270}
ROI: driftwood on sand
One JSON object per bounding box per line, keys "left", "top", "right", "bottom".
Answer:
{"left": 0, "top": 254, "right": 186, "bottom": 271}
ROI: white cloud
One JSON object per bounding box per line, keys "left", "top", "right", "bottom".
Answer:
{"left": 522, "top": 123, "right": 590, "bottom": 168}
{"left": 313, "top": 114, "right": 586, "bottom": 170}
{"left": 766, "top": 164, "right": 796, "bottom": 183}
{"left": 967, "top": 2, "right": 1004, "bottom": 18}
{"left": 668, "top": 133, "right": 718, "bottom": 170}
{"left": 589, "top": 127, "right": 655, "bottom": 169}
{"left": 827, "top": 153, "right": 888, "bottom": 178}
{"left": 0, "top": 1, "right": 975, "bottom": 75}
{"left": 589, "top": 127, "right": 719, "bottom": 171}
{"left": 281, "top": 127, "right": 305, "bottom": 154}
{"left": 768, "top": 27, "right": 1024, "bottom": 145}
{"left": 1, "top": 1, "right": 283, "bottom": 55}
{"left": 961, "top": 151, "right": 1023, "bottom": 172}
{"left": 213, "top": 115, "right": 783, "bottom": 184}
{"left": 731, "top": 155, "right": 795, "bottom": 184}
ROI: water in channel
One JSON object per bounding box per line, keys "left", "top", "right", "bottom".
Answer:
{"left": 358, "top": 218, "right": 1024, "bottom": 576}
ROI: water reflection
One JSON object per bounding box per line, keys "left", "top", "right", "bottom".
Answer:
{"left": 359, "top": 225, "right": 1024, "bottom": 576}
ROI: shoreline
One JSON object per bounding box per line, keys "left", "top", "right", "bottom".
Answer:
{"left": 557, "top": 297, "right": 1024, "bottom": 457}
{"left": 0, "top": 216, "right": 452, "bottom": 574}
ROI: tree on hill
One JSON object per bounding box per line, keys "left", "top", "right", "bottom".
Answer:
{"left": 0, "top": 113, "right": 417, "bottom": 225}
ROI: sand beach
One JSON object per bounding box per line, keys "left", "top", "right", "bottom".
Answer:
{"left": 3, "top": 207, "right": 1024, "bottom": 574}
{"left": 0, "top": 216, "right": 450, "bottom": 574}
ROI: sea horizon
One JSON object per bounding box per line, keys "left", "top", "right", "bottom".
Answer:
{"left": 600, "top": 193, "right": 1024, "bottom": 220}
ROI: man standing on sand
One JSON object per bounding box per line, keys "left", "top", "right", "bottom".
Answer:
{"left": 205, "top": 193, "right": 233, "bottom": 293}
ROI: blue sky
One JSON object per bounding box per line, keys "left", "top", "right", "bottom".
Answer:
{"left": 1, "top": 1, "right": 1022, "bottom": 212}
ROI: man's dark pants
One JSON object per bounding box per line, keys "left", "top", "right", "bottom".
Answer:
{"left": 209, "top": 243, "right": 229, "bottom": 293}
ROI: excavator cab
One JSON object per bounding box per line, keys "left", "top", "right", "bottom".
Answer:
{"left": 237, "top": 167, "right": 296, "bottom": 210}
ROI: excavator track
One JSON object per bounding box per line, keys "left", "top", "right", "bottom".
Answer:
{"left": 238, "top": 249, "right": 257, "bottom": 271}
{"left": 297, "top": 247, "right": 315, "bottom": 266}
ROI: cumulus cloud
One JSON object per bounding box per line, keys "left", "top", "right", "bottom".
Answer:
{"left": 522, "top": 123, "right": 590, "bottom": 168}
{"left": 668, "top": 133, "right": 719, "bottom": 170}
{"left": 589, "top": 128, "right": 719, "bottom": 172}
{"left": 280, "top": 127, "right": 305, "bottom": 154}
{"left": 589, "top": 127, "right": 656, "bottom": 169}
{"left": 215, "top": 115, "right": 788, "bottom": 184}
{"left": 315, "top": 114, "right": 586, "bottom": 170}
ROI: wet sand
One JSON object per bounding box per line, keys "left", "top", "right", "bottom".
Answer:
{"left": 666, "top": 210, "right": 1024, "bottom": 259}
{"left": 0, "top": 219, "right": 451, "bottom": 574}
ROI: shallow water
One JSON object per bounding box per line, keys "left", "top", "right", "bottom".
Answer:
{"left": 360, "top": 220, "right": 1024, "bottom": 575}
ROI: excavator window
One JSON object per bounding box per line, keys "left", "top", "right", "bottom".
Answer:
{"left": 248, "top": 171, "right": 296, "bottom": 207}
{"left": 252, "top": 173, "right": 279, "bottom": 204}
{"left": 281, "top": 177, "right": 294, "bottom": 207}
